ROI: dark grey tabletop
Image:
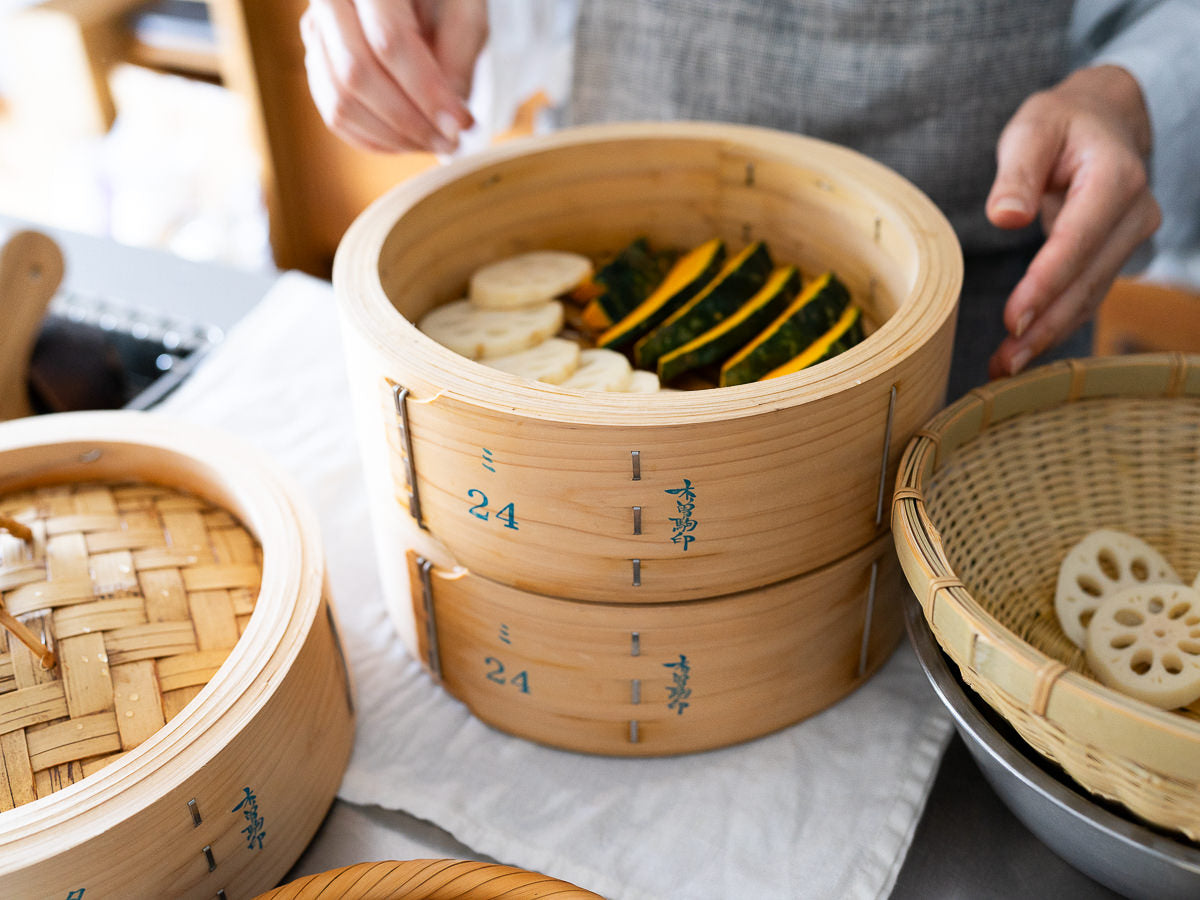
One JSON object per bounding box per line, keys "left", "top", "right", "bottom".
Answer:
{"left": 893, "top": 733, "right": 1120, "bottom": 899}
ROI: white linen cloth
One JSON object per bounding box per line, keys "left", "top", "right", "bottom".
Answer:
{"left": 160, "top": 271, "right": 953, "bottom": 900}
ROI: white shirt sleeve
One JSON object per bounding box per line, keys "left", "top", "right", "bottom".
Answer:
{"left": 1071, "top": 0, "right": 1200, "bottom": 254}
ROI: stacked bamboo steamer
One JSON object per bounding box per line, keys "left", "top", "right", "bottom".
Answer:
{"left": 334, "top": 122, "right": 962, "bottom": 755}
{"left": 0, "top": 411, "right": 354, "bottom": 897}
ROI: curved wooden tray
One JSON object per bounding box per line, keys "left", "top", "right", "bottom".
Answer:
{"left": 402, "top": 531, "right": 903, "bottom": 756}
{"left": 335, "top": 121, "right": 961, "bottom": 603}
{"left": 256, "top": 859, "right": 603, "bottom": 899}
{"left": 0, "top": 412, "right": 355, "bottom": 898}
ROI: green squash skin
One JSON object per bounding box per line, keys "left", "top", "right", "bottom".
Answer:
{"left": 635, "top": 241, "right": 774, "bottom": 369}
{"left": 720, "top": 274, "right": 851, "bottom": 386}
{"left": 588, "top": 237, "right": 675, "bottom": 326}
{"left": 599, "top": 241, "right": 727, "bottom": 350}
{"left": 778, "top": 311, "right": 866, "bottom": 377}
{"left": 657, "top": 266, "right": 802, "bottom": 383}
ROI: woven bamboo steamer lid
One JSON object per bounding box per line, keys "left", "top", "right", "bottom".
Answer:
{"left": 399, "top": 530, "right": 900, "bottom": 756}
{"left": 335, "top": 121, "right": 962, "bottom": 604}
{"left": 255, "top": 859, "right": 603, "bottom": 899}
{"left": 892, "top": 353, "right": 1200, "bottom": 840}
{"left": 0, "top": 411, "right": 354, "bottom": 897}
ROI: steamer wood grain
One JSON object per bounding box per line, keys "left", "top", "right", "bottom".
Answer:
{"left": 406, "top": 534, "right": 903, "bottom": 756}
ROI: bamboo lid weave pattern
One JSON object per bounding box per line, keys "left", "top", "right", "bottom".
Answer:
{"left": 0, "top": 480, "right": 261, "bottom": 810}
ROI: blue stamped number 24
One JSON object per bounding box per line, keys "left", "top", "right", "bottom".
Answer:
{"left": 485, "top": 657, "right": 530, "bottom": 693}
{"left": 467, "top": 489, "right": 518, "bottom": 530}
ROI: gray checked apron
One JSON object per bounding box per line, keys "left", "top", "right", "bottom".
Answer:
{"left": 566, "top": 0, "right": 1091, "bottom": 396}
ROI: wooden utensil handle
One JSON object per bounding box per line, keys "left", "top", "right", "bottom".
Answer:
{"left": 0, "top": 513, "right": 33, "bottom": 542}
{"left": 0, "top": 230, "right": 65, "bottom": 421}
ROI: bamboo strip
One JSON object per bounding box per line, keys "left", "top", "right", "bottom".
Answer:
{"left": 104, "top": 622, "right": 198, "bottom": 665}
{"left": 53, "top": 596, "right": 147, "bottom": 639}
{"left": 0, "top": 730, "right": 34, "bottom": 810}
{"left": 138, "top": 568, "right": 191, "bottom": 622}
{"left": 160, "top": 684, "right": 202, "bottom": 721}
{"left": 59, "top": 632, "right": 113, "bottom": 718}
{"left": 8, "top": 623, "right": 55, "bottom": 688}
{"left": 156, "top": 650, "right": 230, "bottom": 692}
{"left": 182, "top": 563, "right": 262, "bottom": 592}
{"left": 5, "top": 577, "right": 97, "bottom": 615}
{"left": 26, "top": 711, "right": 121, "bottom": 771}
{"left": 110, "top": 659, "right": 165, "bottom": 749}
{"left": 0, "top": 682, "right": 67, "bottom": 734}
{"left": 84, "top": 508, "right": 166, "bottom": 554}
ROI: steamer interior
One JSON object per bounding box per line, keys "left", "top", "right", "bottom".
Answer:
{"left": 377, "top": 135, "right": 919, "bottom": 343}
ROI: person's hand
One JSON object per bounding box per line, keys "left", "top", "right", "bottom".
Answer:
{"left": 986, "top": 64, "right": 1161, "bottom": 378}
{"left": 300, "top": 0, "right": 488, "bottom": 154}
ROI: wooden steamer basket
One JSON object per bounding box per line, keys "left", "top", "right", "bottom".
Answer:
{"left": 893, "top": 353, "right": 1200, "bottom": 841}
{"left": 335, "top": 121, "right": 962, "bottom": 755}
{"left": 0, "top": 411, "right": 354, "bottom": 897}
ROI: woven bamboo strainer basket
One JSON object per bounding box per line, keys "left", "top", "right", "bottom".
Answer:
{"left": 0, "top": 411, "right": 354, "bottom": 897}
{"left": 893, "top": 353, "right": 1200, "bottom": 841}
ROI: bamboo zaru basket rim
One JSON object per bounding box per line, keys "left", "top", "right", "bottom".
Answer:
{"left": 0, "top": 410, "right": 326, "bottom": 853}
{"left": 333, "top": 120, "right": 963, "bottom": 425}
{"left": 892, "top": 352, "right": 1200, "bottom": 840}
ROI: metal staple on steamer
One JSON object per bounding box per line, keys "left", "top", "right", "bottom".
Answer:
{"left": 391, "top": 383, "right": 425, "bottom": 528}
{"left": 860, "top": 383, "right": 898, "bottom": 676}
{"left": 873, "top": 384, "right": 898, "bottom": 527}
{"left": 416, "top": 555, "right": 443, "bottom": 681}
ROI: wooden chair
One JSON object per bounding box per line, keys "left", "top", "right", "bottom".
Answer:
{"left": 4, "top": 0, "right": 445, "bottom": 277}
{"left": 209, "top": 0, "right": 550, "bottom": 278}
{"left": 5, "top": 0, "right": 548, "bottom": 277}
{"left": 1093, "top": 276, "right": 1200, "bottom": 356}
{"left": 209, "top": 0, "right": 442, "bottom": 278}
{"left": 2, "top": 0, "right": 222, "bottom": 137}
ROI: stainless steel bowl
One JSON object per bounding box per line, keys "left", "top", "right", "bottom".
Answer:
{"left": 903, "top": 593, "right": 1200, "bottom": 900}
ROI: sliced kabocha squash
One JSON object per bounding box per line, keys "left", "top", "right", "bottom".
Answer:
{"left": 719, "top": 271, "right": 851, "bottom": 386}
{"left": 634, "top": 241, "right": 773, "bottom": 370}
{"left": 761, "top": 304, "right": 866, "bottom": 380}
{"left": 577, "top": 237, "right": 673, "bottom": 332}
{"left": 597, "top": 238, "right": 726, "bottom": 350}
{"left": 656, "top": 265, "right": 801, "bottom": 383}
